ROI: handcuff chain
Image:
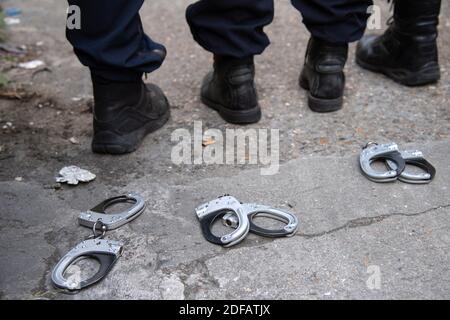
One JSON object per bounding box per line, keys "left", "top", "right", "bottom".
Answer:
{"left": 90, "top": 219, "right": 107, "bottom": 239}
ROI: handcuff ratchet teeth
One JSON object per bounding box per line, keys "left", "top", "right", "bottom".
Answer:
{"left": 360, "top": 142, "right": 406, "bottom": 183}
{"left": 195, "top": 195, "right": 250, "bottom": 248}
{"left": 385, "top": 150, "right": 436, "bottom": 184}
{"left": 51, "top": 239, "right": 123, "bottom": 291}
{"left": 52, "top": 193, "right": 145, "bottom": 292}
{"left": 78, "top": 193, "right": 146, "bottom": 231}
{"left": 223, "top": 203, "right": 299, "bottom": 238}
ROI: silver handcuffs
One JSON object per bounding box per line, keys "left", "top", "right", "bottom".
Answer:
{"left": 78, "top": 194, "right": 146, "bottom": 230}
{"left": 195, "top": 195, "right": 299, "bottom": 247}
{"left": 360, "top": 142, "right": 436, "bottom": 184}
{"left": 51, "top": 193, "right": 146, "bottom": 292}
{"left": 51, "top": 239, "right": 123, "bottom": 292}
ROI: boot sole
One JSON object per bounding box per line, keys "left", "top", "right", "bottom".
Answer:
{"left": 356, "top": 57, "right": 440, "bottom": 87}
{"left": 201, "top": 94, "right": 261, "bottom": 124}
{"left": 299, "top": 77, "right": 343, "bottom": 113}
{"left": 92, "top": 103, "right": 170, "bottom": 155}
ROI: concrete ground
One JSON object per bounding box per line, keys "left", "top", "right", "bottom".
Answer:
{"left": 0, "top": 0, "right": 449, "bottom": 300}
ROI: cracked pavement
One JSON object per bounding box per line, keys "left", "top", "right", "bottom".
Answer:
{"left": 0, "top": 0, "right": 449, "bottom": 299}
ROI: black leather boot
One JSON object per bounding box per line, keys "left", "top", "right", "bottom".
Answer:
{"left": 91, "top": 75, "right": 170, "bottom": 154}
{"left": 201, "top": 55, "right": 261, "bottom": 124}
{"left": 356, "top": 0, "right": 441, "bottom": 86}
{"left": 300, "top": 37, "right": 348, "bottom": 113}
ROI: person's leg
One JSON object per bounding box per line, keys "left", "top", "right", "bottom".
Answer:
{"left": 186, "top": 0, "right": 274, "bottom": 124}
{"left": 292, "top": 0, "right": 372, "bottom": 112}
{"left": 186, "top": 0, "right": 274, "bottom": 58}
{"left": 292, "top": 0, "right": 372, "bottom": 44}
{"left": 66, "top": 0, "right": 170, "bottom": 154}
{"left": 356, "top": 0, "right": 441, "bottom": 86}
{"left": 67, "top": 0, "right": 166, "bottom": 81}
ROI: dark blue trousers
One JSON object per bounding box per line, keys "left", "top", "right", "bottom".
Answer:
{"left": 186, "top": 0, "right": 373, "bottom": 58}
{"left": 67, "top": 0, "right": 372, "bottom": 81}
{"left": 67, "top": 0, "right": 166, "bottom": 82}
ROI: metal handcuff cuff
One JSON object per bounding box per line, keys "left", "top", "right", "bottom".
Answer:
{"left": 360, "top": 142, "right": 436, "bottom": 184}
{"left": 51, "top": 193, "right": 146, "bottom": 292}
{"left": 195, "top": 195, "right": 298, "bottom": 247}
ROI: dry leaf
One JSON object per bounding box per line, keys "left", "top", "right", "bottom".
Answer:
{"left": 69, "top": 137, "right": 80, "bottom": 145}
{"left": 202, "top": 137, "right": 215, "bottom": 147}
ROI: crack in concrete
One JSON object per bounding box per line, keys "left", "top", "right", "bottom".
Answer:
{"left": 4, "top": 192, "right": 448, "bottom": 299}
{"left": 153, "top": 239, "right": 277, "bottom": 298}
{"left": 176, "top": 256, "right": 222, "bottom": 299}
{"left": 140, "top": 203, "right": 450, "bottom": 296}
{"left": 296, "top": 204, "right": 450, "bottom": 239}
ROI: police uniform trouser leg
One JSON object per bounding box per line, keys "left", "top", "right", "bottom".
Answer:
{"left": 67, "top": 0, "right": 166, "bottom": 82}
{"left": 66, "top": 0, "right": 170, "bottom": 155}
{"left": 186, "top": 0, "right": 274, "bottom": 59}
{"left": 186, "top": 0, "right": 373, "bottom": 58}
{"left": 292, "top": 0, "right": 372, "bottom": 44}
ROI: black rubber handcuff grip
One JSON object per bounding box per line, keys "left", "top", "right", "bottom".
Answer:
{"left": 78, "top": 252, "right": 118, "bottom": 289}
{"left": 199, "top": 210, "right": 236, "bottom": 245}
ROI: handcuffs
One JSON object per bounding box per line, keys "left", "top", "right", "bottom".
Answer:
{"left": 51, "top": 193, "right": 146, "bottom": 292}
{"left": 195, "top": 195, "right": 298, "bottom": 247}
{"left": 360, "top": 142, "right": 436, "bottom": 184}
